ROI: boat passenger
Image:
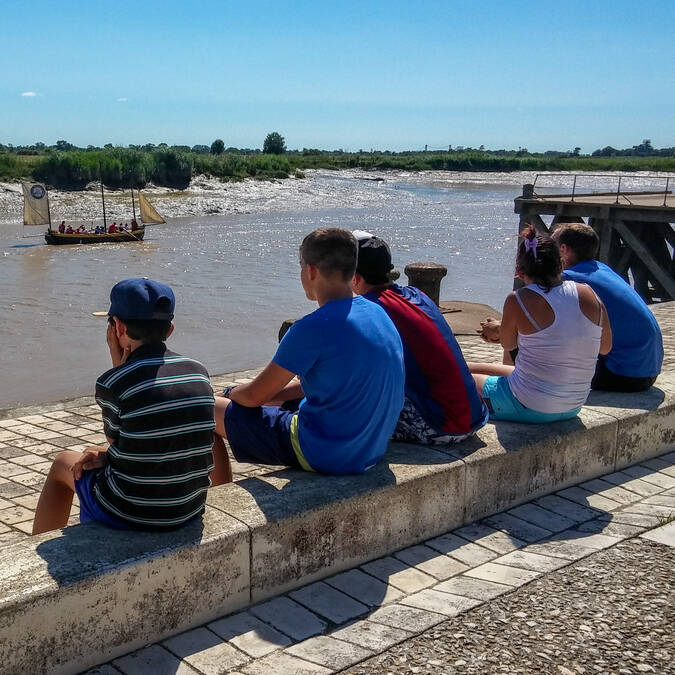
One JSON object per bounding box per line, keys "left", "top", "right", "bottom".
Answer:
{"left": 58, "top": 221, "right": 65, "bottom": 234}
{"left": 468, "top": 225, "right": 612, "bottom": 423}
{"left": 66, "top": 225, "right": 74, "bottom": 234}
{"left": 108, "top": 223, "right": 117, "bottom": 234}
{"left": 352, "top": 231, "right": 489, "bottom": 445}
{"left": 131, "top": 220, "right": 139, "bottom": 231}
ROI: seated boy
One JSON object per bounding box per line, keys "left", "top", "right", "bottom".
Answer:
{"left": 212, "top": 228, "right": 404, "bottom": 476}
{"left": 351, "top": 231, "right": 489, "bottom": 444}
{"left": 32, "top": 278, "right": 216, "bottom": 534}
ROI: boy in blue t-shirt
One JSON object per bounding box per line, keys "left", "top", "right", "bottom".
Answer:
{"left": 211, "top": 228, "right": 405, "bottom": 476}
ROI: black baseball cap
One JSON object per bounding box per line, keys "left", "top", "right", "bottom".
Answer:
{"left": 353, "top": 230, "right": 394, "bottom": 285}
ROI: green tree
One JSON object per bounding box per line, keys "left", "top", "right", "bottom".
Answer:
{"left": 263, "top": 132, "right": 286, "bottom": 155}
{"left": 211, "top": 139, "right": 225, "bottom": 155}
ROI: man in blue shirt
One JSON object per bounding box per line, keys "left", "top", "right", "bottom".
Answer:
{"left": 553, "top": 222, "right": 663, "bottom": 392}
{"left": 210, "top": 228, "right": 405, "bottom": 477}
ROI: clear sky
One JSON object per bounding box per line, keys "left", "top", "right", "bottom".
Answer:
{"left": 2, "top": 0, "right": 673, "bottom": 153}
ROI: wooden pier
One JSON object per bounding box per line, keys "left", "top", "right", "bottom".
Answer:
{"left": 514, "top": 174, "right": 675, "bottom": 302}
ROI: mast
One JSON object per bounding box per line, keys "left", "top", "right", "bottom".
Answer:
{"left": 46, "top": 190, "right": 52, "bottom": 232}
{"left": 131, "top": 183, "right": 137, "bottom": 222}
{"left": 100, "top": 161, "right": 107, "bottom": 230}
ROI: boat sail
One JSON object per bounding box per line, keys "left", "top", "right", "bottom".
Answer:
{"left": 22, "top": 182, "right": 51, "bottom": 229}
{"left": 22, "top": 181, "right": 166, "bottom": 245}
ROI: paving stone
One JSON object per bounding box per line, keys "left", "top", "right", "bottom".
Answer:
{"left": 163, "top": 627, "right": 249, "bottom": 674}
{"left": 621, "top": 502, "right": 675, "bottom": 518}
{"left": 482, "top": 512, "right": 552, "bottom": 543}
{"left": 465, "top": 562, "right": 541, "bottom": 586}
{"left": 367, "top": 603, "right": 446, "bottom": 633}
{"left": 8, "top": 454, "right": 44, "bottom": 467}
{"left": 0, "top": 481, "right": 34, "bottom": 499}
{"left": 12, "top": 493, "right": 40, "bottom": 510}
{"left": 114, "top": 644, "right": 198, "bottom": 675}
{"left": 242, "top": 651, "right": 331, "bottom": 675}
{"left": 0, "top": 446, "right": 28, "bottom": 459}
{"left": 425, "top": 532, "right": 497, "bottom": 566}
{"left": 549, "top": 530, "right": 621, "bottom": 550}
{"left": 0, "top": 462, "right": 30, "bottom": 478}
{"left": 574, "top": 518, "right": 646, "bottom": 538}
{"left": 0, "top": 522, "right": 11, "bottom": 533}
{"left": 556, "top": 486, "right": 622, "bottom": 512}
{"left": 453, "top": 523, "right": 527, "bottom": 553}
{"left": 640, "top": 457, "right": 675, "bottom": 478}
{"left": 507, "top": 503, "right": 576, "bottom": 533}
{"left": 515, "top": 537, "right": 599, "bottom": 561}
{"left": 393, "top": 544, "right": 468, "bottom": 580}
{"left": 599, "top": 511, "right": 662, "bottom": 528}
{"left": 289, "top": 581, "right": 369, "bottom": 625}
{"left": 622, "top": 465, "right": 675, "bottom": 489}
{"left": 495, "top": 549, "right": 571, "bottom": 573}
{"left": 640, "top": 521, "right": 675, "bottom": 547}
{"left": 400, "top": 589, "right": 482, "bottom": 616}
{"left": 0, "top": 505, "right": 35, "bottom": 525}
{"left": 208, "top": 611, "right": 292, "bottom": 658}
{"left": 286, "top": 635, "right": 372, "bottom": 670}
{"left": 81, "top": 665, "right": 122, "bottom": 675}
{"left": 433, "top": 575, "right": 512, "bottom": 601}
{"left": 0, "top": 497, "right": 14, "bottom": 509}
{"left": 579, "top": 478, "right": 646, "bottom": 505}
{"left": 11, "top": 472, "right": 45, "bottom": 488}
{"left": 324, "top": 568, "right": 403, "bottom": 607}
{"left": 600, "top": 471, "right": 664, "bottom": 496}
{"left": 331, "top": 619, "right": 411, "bottom": 652}
{"left": 642, "top": 494, "right": 675, "bottom": 507}
{"left": 360, "top": 556, "right": 436, "bottom": 594}
{"left": 249, "top": 596, "right": 327, "bottom": 641}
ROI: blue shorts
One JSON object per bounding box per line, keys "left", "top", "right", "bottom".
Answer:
{"left": 224, "top": 401, "right": 304, "bottom": 469}
{"left": 74, "top": 469, "right": 133, "bottom": 529}
{"left": 482, "top": 376, "right": 581, "bottom": 424}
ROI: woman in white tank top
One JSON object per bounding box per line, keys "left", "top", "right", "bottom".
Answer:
{"left": 469, "top": 226, "right": 612, "bottom": 423}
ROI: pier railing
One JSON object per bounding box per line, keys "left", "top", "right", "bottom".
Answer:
{"left": 531, "top": 173, "right": 672, "bottom": 206}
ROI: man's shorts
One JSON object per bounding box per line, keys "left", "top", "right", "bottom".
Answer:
{"left": 224, "top": 401, "right": 307, "bottom": 469}
{"left": 482, "top": 376, "right": 581, "bottom": 424}
{"left": 591, "top": 356, "right": 657, "bottom": 393}
{"left": 392, "top": 397, "right": 477, "bottom": 445}
{"left": 74, "top": 469, "right": 133, "bottom": 529}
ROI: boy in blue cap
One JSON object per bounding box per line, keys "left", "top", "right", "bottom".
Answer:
{"left": 33, "top": 278, "right": 216, "bottom": 534}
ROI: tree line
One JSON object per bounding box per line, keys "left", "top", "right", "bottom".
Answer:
{"left": 1, "top": 135, "right": 673, "bottom": 190}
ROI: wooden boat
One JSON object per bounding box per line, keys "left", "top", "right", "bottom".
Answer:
{"left": 22, "top": 180, "right": 165, "bottom": 246}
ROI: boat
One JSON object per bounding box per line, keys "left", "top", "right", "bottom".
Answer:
{"left": 22, "top": 179, "right": 165, "bottom": 245}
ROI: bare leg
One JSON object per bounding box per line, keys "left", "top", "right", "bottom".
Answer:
{"left": 214, "top": 396, "right": 231, "bottom": 438}
{"left": 210, "top": 434, "right": 233, "bottom": 487}
{"left": 467, "top": 362, "right": 515, "bottom": 377}
{"left": 32, "top": 450, "right": 79, "bottom": 535}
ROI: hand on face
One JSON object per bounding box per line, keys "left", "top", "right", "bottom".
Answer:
{"left": 107, "top": 320, "right": 132, "bottom": 367}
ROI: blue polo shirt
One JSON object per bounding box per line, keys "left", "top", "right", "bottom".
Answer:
{"left": 273, "top": 295, "right": 404, "bottom": 474}
{"left": 563, "top": 260, "right": 663, "bottom": 378}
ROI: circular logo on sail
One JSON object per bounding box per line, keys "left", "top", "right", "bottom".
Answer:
{"left": 30, "top": 185, "right": 45, "bottom": 199}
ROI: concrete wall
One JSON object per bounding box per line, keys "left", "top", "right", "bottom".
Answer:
{"left": 1, "top": 374, "right": 674, "bottom": 674}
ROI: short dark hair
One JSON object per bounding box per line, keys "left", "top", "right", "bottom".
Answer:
{"left": 553, "top": 222, "right": 599, "bottom": 261}
{"left": 109, "top": 316, "right": 172, "bottom": 343}
{"left": 516, "top": 224, "right": 562, "bottom": 291}
{"left": 299, "top": 228, "right": 357, "bottom": 282}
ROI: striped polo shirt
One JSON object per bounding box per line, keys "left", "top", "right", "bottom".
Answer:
{"left": 93, "top": 342, "right": 215, "bottom": 529}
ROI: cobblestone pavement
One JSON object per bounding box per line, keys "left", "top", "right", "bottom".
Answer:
{"left": 84, "top": 451, "right": 675, "bottom": 675}
{"left": 345, "top": 538, "right": 674, "bottom": 675}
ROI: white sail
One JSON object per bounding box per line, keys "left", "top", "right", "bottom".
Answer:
{"left": 22, "top": 182, "right": 50, "bottom": 226}
{"left": 138, "top": 191, "right": 165, "bottom": 224}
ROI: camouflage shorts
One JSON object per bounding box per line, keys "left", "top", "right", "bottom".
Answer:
{"left": 392, "top": 397, "right": 474, "bottom": 445}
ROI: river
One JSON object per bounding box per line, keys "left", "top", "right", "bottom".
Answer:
{"left": 1, "top": 169, "right": 662, "bottom": 409}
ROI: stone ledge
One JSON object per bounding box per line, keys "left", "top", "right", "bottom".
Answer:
{"left": 1, "top": 384, "right": 674, "bottom": 674}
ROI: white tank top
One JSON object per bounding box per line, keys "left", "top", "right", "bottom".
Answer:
{"left": 507, "top": 280, "right": 602, "bottom": 413}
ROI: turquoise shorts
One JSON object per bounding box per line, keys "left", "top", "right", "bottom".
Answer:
{"left": 482, "top": 376, "right": 581, "bottom": 424}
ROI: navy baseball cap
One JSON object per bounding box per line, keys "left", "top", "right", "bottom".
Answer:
{"left": 353, "top": 230, "right": 394, "bottom": 285}
{"left": 93, "top": 278, "right": 175, "bottom": 320}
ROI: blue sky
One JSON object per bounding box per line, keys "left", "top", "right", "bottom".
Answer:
{"left": 2, "top": 0, "right": 673, "bottom": 152}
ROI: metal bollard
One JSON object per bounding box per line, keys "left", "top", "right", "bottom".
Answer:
{"left": 404, "top": 262, "right": 447, "bottom": 306}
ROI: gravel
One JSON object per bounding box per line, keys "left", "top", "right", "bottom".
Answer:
{"left": 344, "top": 538, "right": 674, "bottom": 674}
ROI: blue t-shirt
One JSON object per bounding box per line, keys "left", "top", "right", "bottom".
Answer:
{"left": 563, "top": 260, "right": 663, "bottom": 378}
{"left": 273, "top": 295, "right": 404, "bottom": 474}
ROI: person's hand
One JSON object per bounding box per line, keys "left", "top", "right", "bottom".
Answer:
{"left": 71, "top": 446, "right": 107, "bottom": 480}
{"left": 107, "top": 321, "right": 131, "bottom": 367}
{"left": 477, "top": 317, "right": 502, "bottom": 343}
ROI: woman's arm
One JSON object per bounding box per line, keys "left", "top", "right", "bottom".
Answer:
{"left": 499, "top": 293, "right": 520, "bottom": 352}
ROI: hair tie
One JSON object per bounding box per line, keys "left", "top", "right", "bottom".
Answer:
{"left": 524, "top": 237, "right": 538, "bottom": 260}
